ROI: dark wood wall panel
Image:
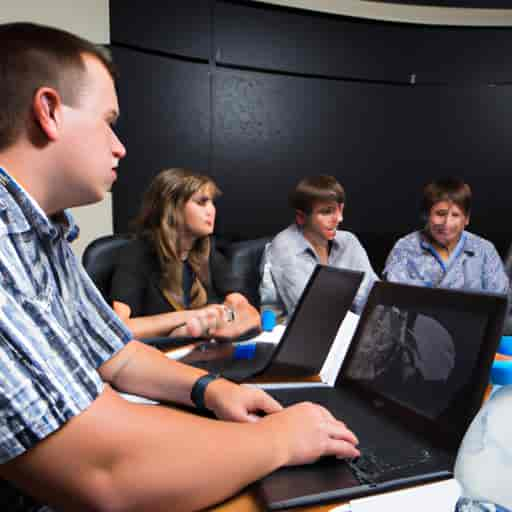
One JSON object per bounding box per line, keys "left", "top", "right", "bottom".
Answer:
{"left": 110, "top": 0, "right": 211, "bottom": 59}
{"left": 111, "top": 47, "right": 211, "bottom": 233}
{"left": 212, "top": 67, "right": 512, "bottom": 269}
{"left": 110, "top": 1, "right": 512, "bottom": 273}
{"left": 216, "top": 1, "right": 512, "bottom": 83}
{"left": 412, "top": 27, "right": 512, "bottom": 83}
{"left": 215, "top": 1, "right": 413, "bottom": 82}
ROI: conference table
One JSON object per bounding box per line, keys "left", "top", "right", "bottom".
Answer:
{"left": 165, "top": 342, "right": 345, "bottom": 512}
{"left": 207, "top": 486, "right": 340, "bottom": 512}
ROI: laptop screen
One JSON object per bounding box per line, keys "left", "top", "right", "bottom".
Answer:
{"left": 339, "top": 282, "right": 506, "bottom": 444}
{"left": 271, "top": 265, "right": 364, "bottom": 373}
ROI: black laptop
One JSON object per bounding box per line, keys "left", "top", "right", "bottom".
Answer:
{"left": 257, "top": 281, "right": 507, "bottom": 509}
{"left": 179, "top": 265, "right": 364, "bottom": 382}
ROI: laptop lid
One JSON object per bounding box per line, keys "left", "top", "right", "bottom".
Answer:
{"left": 338, "top": 281, "right": 507, "bottom": 447}
{"left": 181, "top": 265, "right": 364, "bottom": 380}
{"left": 261, "top": 265, "right": 364, "bottom": 377}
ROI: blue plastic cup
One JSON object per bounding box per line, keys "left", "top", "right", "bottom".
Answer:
{"left": 261, "top": 309, "right": 276, "bottom": 332}
{"left": 498, "top": 335, "right": 512, "bottom": 357}
{"left": 234, "top": 343, "right": 256, "bottom": 360}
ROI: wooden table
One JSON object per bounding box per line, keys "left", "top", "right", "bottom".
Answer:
{"left": 206, "top": 485, "right": 343, "bottom": 512}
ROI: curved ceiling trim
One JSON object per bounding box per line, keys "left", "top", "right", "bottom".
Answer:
{"left": 252, "top": 0, "right": 512, "bottom": 26}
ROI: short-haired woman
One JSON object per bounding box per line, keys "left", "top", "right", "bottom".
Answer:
{"left": 110, "top": 168, "right": 261, "bottom": 339}
{"left": 383, "top": 178, "right": 509, "bottom": 293}
{"left": 259, "top": 175, "right": 377, "bottom": 316}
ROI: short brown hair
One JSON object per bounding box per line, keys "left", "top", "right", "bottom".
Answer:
{"left": 422, "top": 178, "right": 472, "bottom": 217}
{"left": 289, "top": 175, "right": 345, "bottom": 214}
{"left": 0, "top": 22, "right": 115, "bottom": 150}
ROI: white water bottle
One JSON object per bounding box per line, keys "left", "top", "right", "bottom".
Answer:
{"left": 454, "top": 379, "right": 512, "bottom": 512}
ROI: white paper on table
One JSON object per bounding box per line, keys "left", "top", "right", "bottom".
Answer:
{"left": 329, "top": 504, "right": 351, "bottom": 512}
{"left": 349, "top": 478, "right": 461, "bottom": 512}
{"left": 319, "top": 311, "right": 360, "bottom": 386}
{"left": 235, "top": 323, "right": 287, "bottom": 345}
{"left": 253, "top": 314, "right": 359, "bottom": 390}
{"left": 251, "top": 381, "right": 330, "bottom": 390}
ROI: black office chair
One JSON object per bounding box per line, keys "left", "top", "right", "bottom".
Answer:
{"left": 82, "top": 234, "right": 131, "bottom": 301}
{"left": 82, "top": 234, "right": 190, "bottom": 349}
{"left": 211, "top": 236, "right": 271, "bottom": 309}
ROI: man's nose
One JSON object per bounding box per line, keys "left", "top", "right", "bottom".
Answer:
{"left": 113, "top": 133, "right": 127, "bottom": 159}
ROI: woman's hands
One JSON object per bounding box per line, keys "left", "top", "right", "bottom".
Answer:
{"left": 209, "top": 293, "right": 261, "bottom": 339}
{"left": 112, "top": 296, "right": 257, "bottom": 340}
{"left": 182, "top": 305, "right": 233, "bottom": 338}
{"left": 171, "top": 296, "right": 257, "bottom": 340}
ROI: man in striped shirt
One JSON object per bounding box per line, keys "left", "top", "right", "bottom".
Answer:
{"left": 0, "top": 23, "right": 359, "bottom": 511}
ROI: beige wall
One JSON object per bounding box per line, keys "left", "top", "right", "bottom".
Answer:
{"left": 255, "top": 0, "right": 512, "bottom": 26}
{"left": 0, "top": 1, "right": 109, "bottom": 42}
{"left": 1, "top": 1, "right": 112, "bottom": 260}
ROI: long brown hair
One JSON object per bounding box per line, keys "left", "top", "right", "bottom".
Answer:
{"left": 133, "top": 168, "right": 221, "bottom": 309}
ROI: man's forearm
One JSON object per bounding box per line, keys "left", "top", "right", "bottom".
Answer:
{"left": 99, "top": 340, "right": 206, "bottom": 406}
{"left": 0, "top": 386, "right": 287, "bottom": 512}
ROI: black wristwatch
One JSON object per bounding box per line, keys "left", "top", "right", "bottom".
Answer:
{"left": 190, "top": 373, "right": 220, "bottom": 412}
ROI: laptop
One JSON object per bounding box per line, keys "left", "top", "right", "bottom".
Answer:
{"left": 257, "top": 281, "right": 507, "bottom": 509}
{"left": 179, "top": 265, "right": 364, "bottom": 382}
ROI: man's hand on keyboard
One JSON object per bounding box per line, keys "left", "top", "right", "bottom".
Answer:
{"left": 204, "top": 378, "right": 283, "bottom": 422}
{"left": 259, "top": 402, "right": 360, "bottom": 466}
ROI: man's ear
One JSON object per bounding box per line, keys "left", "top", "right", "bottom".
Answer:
{"left": 465, "top": 213, "right": 470, "bottom": 227}
{"left": 32, "top": 87, "right": 62, "bottom": 142}
{"left": 295, "top": 210, "right": 306, "bottom": 226}
{"left": 339, "top": 202, "right": 345, "bottom": 222}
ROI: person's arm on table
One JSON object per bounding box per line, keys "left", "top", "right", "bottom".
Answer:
{"left": 1, "top": 342, "right": 360, "bottom": 512}
{"left": 112, "top": 301, "right": 224, "bottom": 339}
{"left": 110, "top": 249, "right": 227, "bottom": 339}
{"left": 100, "top": 339, "right": 280, "bottom": 422}
{"left": 1, "top": 386, "right": 359, "bottom": 512}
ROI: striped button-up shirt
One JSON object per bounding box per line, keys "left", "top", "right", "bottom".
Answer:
{"left": 0, "top": 167, "right": 132, "bottom": 511}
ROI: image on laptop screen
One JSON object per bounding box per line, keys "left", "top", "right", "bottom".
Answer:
{"left": 340, "top": 282, "right": 505, "bottom": 442}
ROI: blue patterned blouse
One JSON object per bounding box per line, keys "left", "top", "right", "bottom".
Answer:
{"left": 383, "top": 230, "right": 509, "bottom": 294}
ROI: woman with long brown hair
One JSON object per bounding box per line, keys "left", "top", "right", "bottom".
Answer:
{"left": 110, "top": 168, "right": 261, "bottom": 339}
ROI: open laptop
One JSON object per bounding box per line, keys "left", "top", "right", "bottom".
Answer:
{"left": 179, "top": 265, "right": 364, "bottom": 382}
{"left": 257, "top": 281, "right": 507, "bottom": 509}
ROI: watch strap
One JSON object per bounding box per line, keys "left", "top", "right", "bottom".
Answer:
{"left": 190, "top": 373, "right": 220, "bottom": 411}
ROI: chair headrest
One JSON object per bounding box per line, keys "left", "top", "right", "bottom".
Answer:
{"left": 82, "top": 234, "right": 131, "bottom": 299}
{"left": 211, "top": 236, "right": 271, "bottom": 307}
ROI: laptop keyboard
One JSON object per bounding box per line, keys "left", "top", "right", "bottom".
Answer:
{"left": 347, "top": 446, "right": 433, "bottom": 485}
